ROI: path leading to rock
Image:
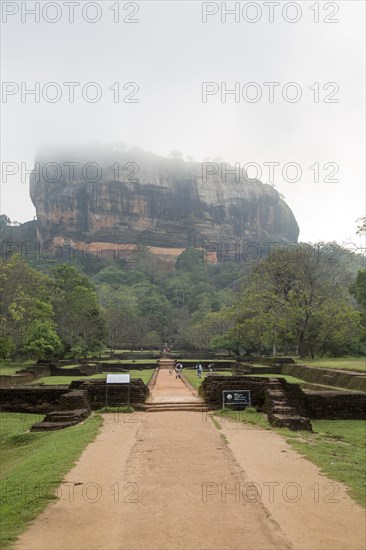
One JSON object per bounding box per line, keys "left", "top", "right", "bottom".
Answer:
{"left": 15, "top": 371, "right": 366, "bottom": 550}
{"left": 147, "top": 368, "right": 202, "bottom": 404}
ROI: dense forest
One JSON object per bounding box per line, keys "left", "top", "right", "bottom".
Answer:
{"left": 0, "top": 215, "right": 365, "bottom": 360}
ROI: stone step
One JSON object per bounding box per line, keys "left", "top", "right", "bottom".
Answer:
{"left": 271, "top": 414, "right": 313, "bottom": 431}
{"left": 142, "top": 403, "right": 208, "bottom": 412}
{"left": 31, "top": 420, "right": 80, "bottom": 431}
{"left": 269, "top": 397, "right": 288, "bottom": 402}
{"left": 272, "top": 403, "right": 295, "bottom": 411}
{"left": 147, "top": 407, "right": 209, "bottom": 412}
{"left": 158, "top": 359, "right": 176, "bottom": 369}
{"left": 47, "top": 409, "right": 90, "bottom": 422}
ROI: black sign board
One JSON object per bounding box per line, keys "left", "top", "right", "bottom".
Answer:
{"left": 222, "top": 390, "right": 251, "bottom": 408}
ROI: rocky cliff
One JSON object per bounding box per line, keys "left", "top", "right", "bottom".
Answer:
{"left": 30, "top": 147, "right": 299, "bottom": 260}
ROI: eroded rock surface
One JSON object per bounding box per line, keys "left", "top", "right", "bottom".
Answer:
{"left": 30, "top": 147, "right": 299, "bottom": 258}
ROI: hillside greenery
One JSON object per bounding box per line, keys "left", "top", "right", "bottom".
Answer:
{"left": 0, "top": 214, "right": 365, "bottom": 360}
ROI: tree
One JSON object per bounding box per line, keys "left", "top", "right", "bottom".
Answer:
{"left": 23, "top": 321, "right": 63, "bottom": 360}
{"left": 232, "top": 243, "right": 361, "bottom": 358}
{"left": 0, "top": 254, "right": 55, "bottom": 356}
{"left": 0, "top": 214, "right": 11, "bottom": 227}
{"left": 356, "top": 216, "right": 366, "bottom": 236}
{"left": 350, "top": 269, "right": 366, "bottom": 312}
{"left": 97, "top": 282, "right": 154, "bottom": 352}
{"left": 165, "top": 273, "right": 192, "bottom": 308}
{"left": 194, "top": 308, "right": 236, "bottom": 351}
{"left": 0, "top": 336, "right": 15, "bottom": 360}
{"left": 310, "top": 301, "right": 362, "bottom": 357}
{"left": 49, "top": 265, "right": 106, "bottom": 357}
{"left": 350, "top": 268, "right": 366, "bottom": 353}
{"left": 176, "top": 248, "right": 206, "bottom": 276}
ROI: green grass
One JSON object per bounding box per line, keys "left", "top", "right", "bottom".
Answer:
{"left": 305, "top": 357, "right": 366, "bottom": 372}
{"left": 60, "top": 359, "right": 156, "bottom": 368}
{"left": 183, "top": 370, "right": 333, "bottom": 391}
{"left": 183, "top": 370, "right": 232, "bottom": 390}
{"left": 30, "top": 369, "right": 155, "bottom": 386}
{"left": 101, "top": 349, "right": 159, "bottom": 355}
{"left": 0, "top": 413, "right": 102, "bottom": 549}
{"left": 244, "top": 373, "right": 307, "bottom": 384}
{"left": 96, "top": 406, "right": 135, "bottom": 413}
{"left": 99, "top": 359, "right": 157, "bottom": 364}
{"left": 0, "top": 361, "right": 34, "bottom": 376}
{"left": 285, "top": 420, "right": 366, "bottom": 507}
{"left": 239, "top": 373, "right": 357, "bottom": 392}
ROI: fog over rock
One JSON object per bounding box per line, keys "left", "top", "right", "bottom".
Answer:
{"left": 30, "top": 146, "right": 299, "bottom": 259}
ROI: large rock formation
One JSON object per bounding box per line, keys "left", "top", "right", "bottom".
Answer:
{"left": 30, "top": 146, "right": 299, "bottom": 261}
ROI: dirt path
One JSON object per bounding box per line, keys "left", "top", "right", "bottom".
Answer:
{"left": 15, "top": 372, "right": 365, "bottom": 550}
{"left": 218, "top": 418, "right": 366, "bottom": 550}
{"left": 147, "top": 369, "right": 201, "bottom": 403}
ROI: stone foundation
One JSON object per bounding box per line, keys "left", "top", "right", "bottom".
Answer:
{"left": 200, "top": 376, "right": 267, "bottom": 409}
{"left": 304, "top": 391, "right": 366, "bottom": 419}
{"left": 70, "top": 378, "right": 149, "bottom": 409}
{"left": 282, "top": 364, "right": 366, "bottom": 392}
{"left": 264, "top": 379, "right": 312, "bottom": 431}
{"left": 0, "top": 386, "right": 69, "bottom": 413}
{"left": 31, "top": 389, "right": 91, "bottom": 431}
{"left": 200, "top": 375, "right": 366, "bottom": 424}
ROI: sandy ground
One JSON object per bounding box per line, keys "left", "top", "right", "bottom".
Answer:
{"left": 15, "top": 371, "right": 366, "bottom": 550}
{"left": 218, "top": 418, "right": 366, "bottom": 550}
{"left": 147, "top": 369, "right": 203, "bottom": 403}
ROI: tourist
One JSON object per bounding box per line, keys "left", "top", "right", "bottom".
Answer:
{"left": 196, "top": 362, "right": 203, "bottom": 378}
{"left": 208, "top": 362, "right": 215, "bottom": 373}
{"left": 175, "top": 362, "right": 183, "bottom": 379}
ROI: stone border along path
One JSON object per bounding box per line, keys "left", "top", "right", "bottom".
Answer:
{"left": 15, "top": 370, "right": 365, "bottom": 550}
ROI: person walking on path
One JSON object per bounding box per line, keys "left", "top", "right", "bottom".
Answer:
{"left": 175, "top": 362, "right": 183, "bottom": 379}
{"left": 196, "top": 362, "right": 203, "bottom": 378}
{"left": 208, "top": 362, "right": 215, "bottom": 374}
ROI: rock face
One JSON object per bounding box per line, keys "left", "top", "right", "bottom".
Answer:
{"left": 30, "top": 147, "right": 299, "bottom": 259}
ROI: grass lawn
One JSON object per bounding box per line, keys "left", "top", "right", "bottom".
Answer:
{"left": 30, "top": 369, "right": 155, "bottom": 386}
{"left": 305, "top": 357, "right": 365, "bottom": 372}
{"left": 0, "top": 361, "right": 33, "bottom": 376}
{"left": 183, "top": 370, "right": 326, "bottom": 391}
{"left": 180, "top": 359, "right": 233, "bottom": 363}
{"left": 101, "top": 349, "right": 159, "bottom": 355}
{"left": 99, "top": 359, "right": 157, "bottom": 364}
{"left": 244, "top": 373, "right": 307, "bottom": 384}
{"left": 183, "top": 370, "right": 232, "bottom": 390}
{"left": 60, "top": 359, "right": 157, "bottom": 367}
{"left": 285, "top": 420, "right": 366, "bottom": 507}
{"left": 0, "top": 413, "right": 102, "bottom": 549}
{"left": 238, "top": 373, "right": 358, "bottom": 392}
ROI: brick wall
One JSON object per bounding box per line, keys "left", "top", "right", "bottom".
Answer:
{"left": 200, "top": 375, "right": 366, "bottom": 419}
{"left": 70, "top": 379, "right": 149, "bottom": 408}
{"left": 0, "top": 386, "right": 69, "bottom": 413}
{"left": 282, "top": 364, "right": 366, "bottom": 392}
{"left": 304, "top": 391, "right": 366, "bottom": 420}
{"left": 200, "top": 375, "right": 267, "bottom": 409}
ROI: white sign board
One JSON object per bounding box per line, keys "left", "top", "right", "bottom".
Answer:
{"left": 106, "top": 374, "right": 130, "bottom": 384}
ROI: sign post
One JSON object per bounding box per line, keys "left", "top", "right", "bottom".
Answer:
{"left": 222, "top": 390, "right": 251, "bottom": 410}
{"left": 105, "top": 373, "right": 131, "bottom": 410}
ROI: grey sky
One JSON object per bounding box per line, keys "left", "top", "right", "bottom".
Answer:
{"left": 1, "top": 0, "right": 365, "bottom": 248}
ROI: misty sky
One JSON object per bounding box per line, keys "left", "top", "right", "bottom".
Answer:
{"left": 1, "top": 0, "right": 365, "bottom": 248}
